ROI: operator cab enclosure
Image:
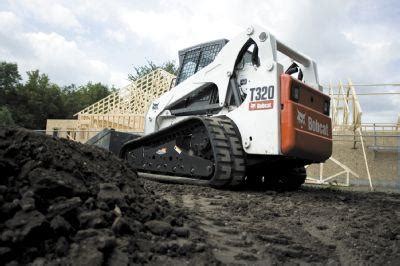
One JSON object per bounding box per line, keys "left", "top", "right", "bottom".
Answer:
{"left": 176, "top": 39, "right": 228, "bottom": 84}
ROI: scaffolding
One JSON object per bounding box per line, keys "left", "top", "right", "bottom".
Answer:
{"left": 307, "top": 81, "right": 400, "bottom": 190}
{"left": 329, "top": 79, "right": 362, "bottom": 134}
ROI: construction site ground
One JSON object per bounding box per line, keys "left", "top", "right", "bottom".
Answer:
{"left": 145, "top": 180, "right": 400, "bottom": 265}
{"left": 1, "top": 128, "right": 399, "bottom": 265}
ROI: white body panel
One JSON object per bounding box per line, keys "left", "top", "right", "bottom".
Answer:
{"left": 226, "top": 62, "right": 283, "bottom": 154}
{"left": 145, "top": 25, "right": 320, "bottom": 156}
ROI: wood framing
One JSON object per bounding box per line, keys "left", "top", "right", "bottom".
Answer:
{"left": 306, "top": 156, "right": 360, "bottom": 186}
{"left": 46, "top": 68, "right": 176, "bottom": 142}
{"left": 76, "top": 68, "right": 175, "bottom": 117}
{"left": 329, "top": 79, "right": 362, "bottom": 133}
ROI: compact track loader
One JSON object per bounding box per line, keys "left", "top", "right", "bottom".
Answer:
{"left": 120, "top": 25, "right": 332, "bottom": 190}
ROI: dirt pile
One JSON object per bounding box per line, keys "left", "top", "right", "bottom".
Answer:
{"left": 0, "top": 128, "right": 211, "bottom": 265}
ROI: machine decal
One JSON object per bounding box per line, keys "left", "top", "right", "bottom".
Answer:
{"left": 249, "top": 100, "right": 274, "bottom": 111}
{"left": 308, "top": 117, "right": 329, "bottom": 137}
{"left": 249, "top": 86, "right": 274, "bottom": 101}
{"left": 156, "top": 147, "right": 167, "bottom": 155}
{"left": 248, "top": 85, "right": 275, "bottom": 111}
{"left": 296, "top": 109, "right": 306, "bottom": 128}
{"left": 296, "top": 107, "right": 329, "bottom": 137}
{"left": 174, "top": 145, "right": 182, "bottom": 154}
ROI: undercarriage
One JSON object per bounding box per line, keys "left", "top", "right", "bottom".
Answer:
{"left": 120, "top": 116, "right": 308, "bottom": 190}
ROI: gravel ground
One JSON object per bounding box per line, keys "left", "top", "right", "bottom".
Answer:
{"left": 145, "top": 180, "right": 400, "bottom": 265}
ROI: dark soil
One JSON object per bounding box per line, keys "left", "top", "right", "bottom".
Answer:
{"left": 0, "top": 128, "right": 214, "bottom": 265}
{"left": 1, "top": 127, "right": 400, "bottom": 265}
{"left": 145, "top": 180, "right": 400, "bottom": 265}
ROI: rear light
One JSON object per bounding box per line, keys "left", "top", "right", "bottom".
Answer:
{"left": 290, "top": 86, "right": 300, "bottom": 102}
{"left": 323, "top": 100, "right": 330, "bottom": 115}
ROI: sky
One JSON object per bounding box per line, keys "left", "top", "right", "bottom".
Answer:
{"left": 0, "top": 0, "right": 399, "bottom": 123}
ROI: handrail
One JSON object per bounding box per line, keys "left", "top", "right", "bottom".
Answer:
{"left": 276, "top": 40, "right": 311, "bottom": 67}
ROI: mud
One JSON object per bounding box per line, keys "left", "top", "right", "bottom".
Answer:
{"left": 1, "top": 127, "right": 400, "bottom": 265}
{"left": 0, "top": 128, "right": 214, "bottom": 265}
{"left": 145, "top": 180, "right": 400, "bottom": 265}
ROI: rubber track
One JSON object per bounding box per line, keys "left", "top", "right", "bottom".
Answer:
{"left": 212, "top": 117, "right": 246, "bottom": 187}
{"left": 121, "top": 116, "right": 246, "bottom": 188}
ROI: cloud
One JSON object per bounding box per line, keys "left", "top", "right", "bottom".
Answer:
{"left": 113, "top": 0, "right": 400, "bottom": 122}
{"left": 0, "top": 15, "right": 127, "bottom": 87}
{"left": 0, "top": 11, "right": 21, "bottom": 31}
{"left": 9, "top": 0, "right": 83, "bottom": 31}
{"left": 105, "top": 29, "right": 127, "bottom": 43}
{"left": 21, "top": 31, "right": 126, "bottom": 86}
{"left": 0, "top": 0, "right": 399, "bottom": 122}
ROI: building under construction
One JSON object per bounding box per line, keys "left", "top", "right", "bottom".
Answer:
{"left": 46, "top": 68, "right": 175, "bottom": 142}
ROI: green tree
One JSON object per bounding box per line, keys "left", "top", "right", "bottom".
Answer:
{"left": 128, "top": 60, "right": 177, "bottom": 81}
{"left": 0, "top": 106, "right": 14, "bottom": 126}
{"left": 77, "top": 82, "right": 114, "bottom": 107}
{"left": 62, "top": 82, "right": 115, "bottom": 118}
{"left": 13, "top": 70, "right": 64, "bottom": 129}
{"left": 0, "top": 61, "right": 21, "bottom": 105}
{"left": 0, "top": 61, "right": 115, "bottom": 129}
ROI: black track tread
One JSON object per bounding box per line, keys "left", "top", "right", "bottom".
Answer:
{"left": 202, "top": 116, "right": 246, "bottom": 188}
{"left": 212, "top": 117, "right": 246, "bottom": 187}
{"left": 120, "top": 116, "right": 246, "bottom": 188}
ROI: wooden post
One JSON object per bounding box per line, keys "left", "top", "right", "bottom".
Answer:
{"left": 319, "top": 163, "right": 324, "bottom": 183}
{"left": 358, "top": 128, "right": 373, "bottom": 191}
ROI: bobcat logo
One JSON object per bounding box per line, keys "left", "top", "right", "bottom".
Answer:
{"left": 297, "top": 109, "right": 306, "bottom": 128}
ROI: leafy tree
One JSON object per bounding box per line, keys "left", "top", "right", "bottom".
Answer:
{"left": 0, "top": 62, "right": 21, "bottom": 105}
{"left": 0, "top": 61, "right": 118, "bottom": 129}
{"left": 12, "top": 70, "right": 64, "bottom": 129}
{"left": 76, "top": 82, "right": 114, "bottom": 107}
{"left": 62, "top": 82, "right": 115, "bottom": 118}
{"left": 0, "top": 106, "right": 14, "bottom": 126}
{"left": 128, "top": 60, "right": 177, "bottom": 81}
